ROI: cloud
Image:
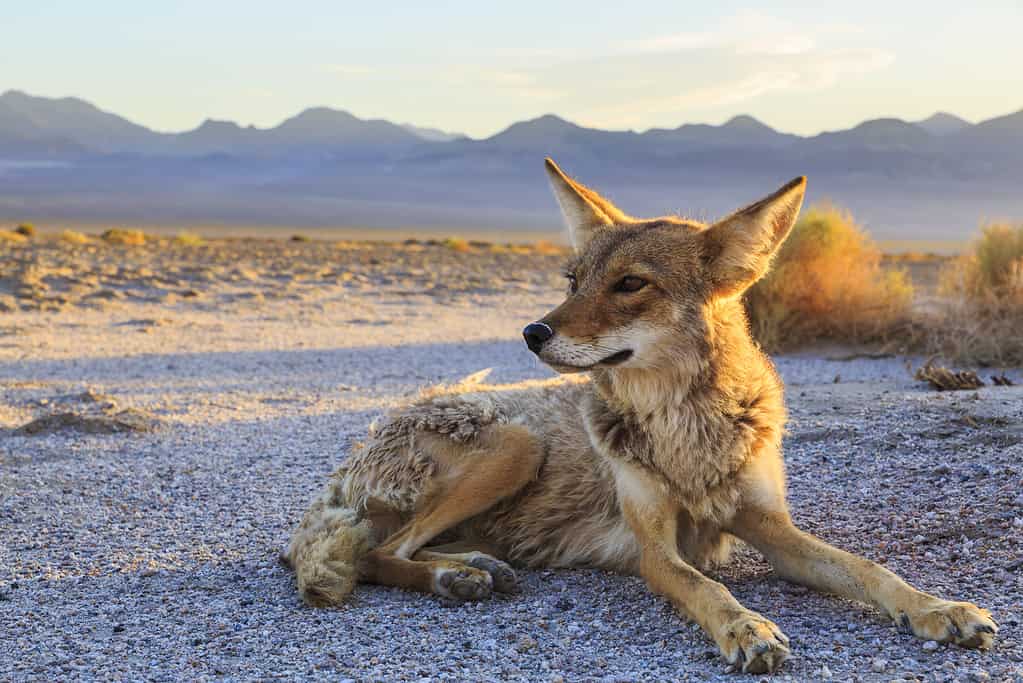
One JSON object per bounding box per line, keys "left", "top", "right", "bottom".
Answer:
{"left": 325, "top": 64, "right": 375, "bottom": 77}
{"left": 623, "top": 10, "right": 858, "bottom": 57}
{"left": 585, "top": 47, "right": 895, "bottom": 128}
{"left": 474, "top": 12, "right": 895, "bottom": 130}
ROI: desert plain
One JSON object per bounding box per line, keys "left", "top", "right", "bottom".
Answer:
{"left": 1, "top": 234, "right": 1020, "bottom": 681}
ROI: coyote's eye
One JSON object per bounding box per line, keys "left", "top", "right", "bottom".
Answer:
{"left": 565, "top": 272, "right": 578, "bottom": 293}
{"left": 615, "top": 276, "right": 647, "bottom": 293}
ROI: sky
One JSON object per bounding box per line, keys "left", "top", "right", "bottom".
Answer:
{"left": 4, "top": 1, "right": 1023, "bottom": 138}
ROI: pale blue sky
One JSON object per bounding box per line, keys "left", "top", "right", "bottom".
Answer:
{"left": 5, "top": 1, "right": 1022, "bottom": 137}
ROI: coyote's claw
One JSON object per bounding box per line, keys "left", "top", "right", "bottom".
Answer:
{"left": 900, "top": 600, "right": 997, "bottom": 650}
{"left": 716, "top": 611, "right": 790, "bottom": 674}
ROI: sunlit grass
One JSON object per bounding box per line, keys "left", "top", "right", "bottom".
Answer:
{"left": 746, "top": 204, "right": 914, "bottom": 351}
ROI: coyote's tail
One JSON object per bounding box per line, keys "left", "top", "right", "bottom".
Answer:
{"left": 285, "top": 477, "right": 375, "bottom": 607}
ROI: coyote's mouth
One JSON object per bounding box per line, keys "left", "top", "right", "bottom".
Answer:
{"left": 598, "top": 349, "right": 633, "bottom": 366}
{"left": 548, "top": 349, "right": 633, "bottom": 373}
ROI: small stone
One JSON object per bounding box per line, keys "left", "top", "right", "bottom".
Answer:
{"left": 968, "top": 670, "right": 990, "bottom": 682}
{"left": 912, "top": 535, "right": 926, "bottom": 544}
{"left": 872, "top": 658, "right": 888, "bottom": 673}
{"left": 818, "top": 664, "right": 832, "bottom": 679}
{"left": 921, "top": 640, "right": 939, "bottom": 652}
{"left": 516, "top": 635, "right": 537, "bottom": 653}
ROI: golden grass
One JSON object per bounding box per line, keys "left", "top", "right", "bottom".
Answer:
{"left": 60, "top": 230, "right": 92, "bottom": 244}
{"left": 532, "top": 239, "right": 567, "bottom": 255}
{"left": 101, "top": 229, "right": 147, "bottom": 246}
{"left": 746, "top": 204, "right": 914, "bottom": 351}
{"left": 173, "top": 231, "right": 205, "bottom": 246}
{"left": 918, "top": 224, "right": 1023, "bottom": 366}
{"left": 0, "top": 230, "right": 28, "bottom": 243}
{"left": 441, "top": 236, "right": 471, "bottom": 253}
{"left": 489, "top": 239, "right": 568, "bottom": 256}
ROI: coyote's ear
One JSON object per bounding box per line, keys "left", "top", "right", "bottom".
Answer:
{"left": 544, "top": 158, "right": 626, "bottom": 250}
{"left": 701, "top": 176, "right": 806, "bottom": 298}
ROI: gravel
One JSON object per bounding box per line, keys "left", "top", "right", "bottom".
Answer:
{"left": 1, "top": 240, "right": 1021, "bottom": 681}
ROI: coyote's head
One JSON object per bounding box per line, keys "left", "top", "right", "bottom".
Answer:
{"left": 523, "top": 159, "right": 806, "bottom": 375}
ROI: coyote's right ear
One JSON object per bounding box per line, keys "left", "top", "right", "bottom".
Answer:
{"left": 544, "top": 158, "right": 626, "bottom": 250}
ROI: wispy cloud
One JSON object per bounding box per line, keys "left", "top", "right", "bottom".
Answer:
{"left": 325, "top": 64, "right": 376, "bottom": 77}
{"left": 586, "top": 47, "right": 894, "bottom": 128}
{"left": 622, "top": 10, "right": 859, "bottom": 57}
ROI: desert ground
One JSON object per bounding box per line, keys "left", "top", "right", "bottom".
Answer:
{"left": 1, "top": 236, "right": 1020, "bottom": 682}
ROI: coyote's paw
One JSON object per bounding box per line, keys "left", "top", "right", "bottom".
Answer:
{"left": 898, "top": 600, "right": 997, "bottom": 649}
{"left": 715, "top": 610, "right": 790, "bottom": 674}
{"left": 433, "top": 565, "right": 493, "bottom": 602}
{"left": 466, "top": 554, "right": 519, "bottom": 594}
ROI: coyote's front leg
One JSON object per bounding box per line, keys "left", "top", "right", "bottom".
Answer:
{"left": 614, "top": 463, "right": 790, "bottom": 674}
{"left": 730, "top": 503, "right": 998, "bottom": 650}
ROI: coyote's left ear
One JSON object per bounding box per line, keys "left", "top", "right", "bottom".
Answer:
{"left": 544, "top": 158, "right": 628, "bottom": 250}
{"left": 701, "top": 176, "right": 806, "bottom": 298}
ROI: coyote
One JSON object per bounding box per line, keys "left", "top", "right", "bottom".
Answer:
{"left": 286, "top": 160, "right": 996, "bottom": 673}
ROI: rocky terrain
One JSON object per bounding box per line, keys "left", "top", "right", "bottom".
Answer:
{"left": 1, "top": 235, "right": 1020, "bottom": 681}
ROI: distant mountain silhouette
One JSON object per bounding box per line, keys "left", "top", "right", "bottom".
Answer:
{"left": 0, "top": 90, "right": 153, "bottom": 153}
{"left": 1, "top": 90, "right": 1021, "bottom": 241}
{"left": 915, "top": 112, "right": 971, "bottom": 136}
{"left": 401, "top": 123, "right": 466, "bottom": 142}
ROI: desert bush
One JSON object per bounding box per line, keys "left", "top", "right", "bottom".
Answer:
{"left": 746, "top": 204, "right": 913, "bottom": 351}
{"left": 940, "top": 224, "right": 1023, "bottom": 305}
{"left": 290, "top": 234, "right": 311, "bottom": 242}
{"left": 15, "top": 223, "right": 35, "bottom": 237}
{"left": 532, "top": 239, "right": 567, "bottom": 255}
{"left": 0, "top": 230, "right": 28, "bottom": 243}
{"left": 174, "top": 231, "right": 205, "bottom": 246}
{"left": 60, "top": 230, "right": 92, "bottom": 244}
{"left": 102, "top": 228, "right": 147, "bottom": 246}
{"left": 922, "top": 224, "right": 1023, "bottom": 365}
{"left": 441, "top": 237, "right": 471, "bottom": 253}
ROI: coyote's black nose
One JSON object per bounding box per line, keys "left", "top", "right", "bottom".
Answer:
{"left": 523, "top": 322, "right": 554, "bottom": 353}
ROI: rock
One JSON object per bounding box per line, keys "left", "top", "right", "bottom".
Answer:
{"left": 921, "top": 640, "right": 939, "bottom": 652}
{"left": 516, "top": 635, "right": 538, "bottom": 653}
{"left": 13, "top": 408, "right": 159, "bottom": 435}
{"left": 871, "top": 658, "right": 888, "bottom": 673}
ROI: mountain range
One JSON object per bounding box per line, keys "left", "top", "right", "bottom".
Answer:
{"left": 1, "top": 89, "right": 1021, "bottom": 242}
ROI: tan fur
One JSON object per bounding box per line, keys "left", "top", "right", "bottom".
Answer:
{"left": 286, "top": 159, "right": 997, "bottom": 673}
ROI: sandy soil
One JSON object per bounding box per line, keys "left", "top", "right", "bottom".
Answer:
{"left": 1, "top": 236, "right": 1020, "bottom": 681}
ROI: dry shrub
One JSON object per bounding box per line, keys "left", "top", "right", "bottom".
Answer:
{"left": 913, "top": 359, "right": 985, "bottom": 391}
{"left": 102, "top": 228, "right": 147, "bottom": 246}
{"left": 15, "top": 223, "right": 36, "bottom": 237}
{"left": 174, "top": 231, "right": 204, "bottom": 246}
{"left": 532, "top": 239, "right": 567, "bottom": 255}
{"left": 60, "top": 230, "right": 92, "bottom": 244}
{"left": 922, "top": 224, "right": 1023, "bottom": 365}
{"left": 746, "top": 204, "right": 913, "bottom": 351}
{"left": 0, "top": 230, "right": 28, "bottom": 243}
{"left": 441, "top": 237, "right": 471, "bottom": 253}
